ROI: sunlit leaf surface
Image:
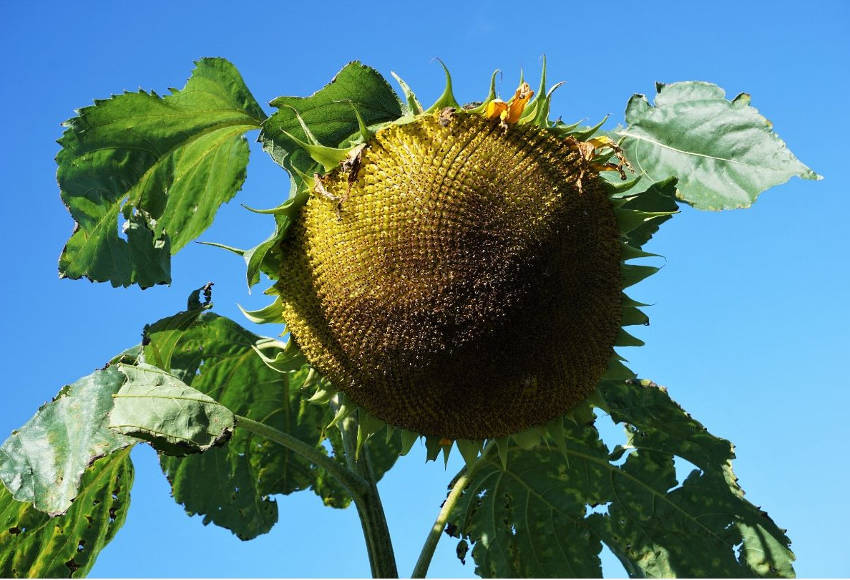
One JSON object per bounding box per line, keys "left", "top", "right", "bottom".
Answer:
{"left": 619, "top": 82, "right": 818, "bottom": 210}
{"left": 57, "top": 58, "right": 265, "bottom": 287}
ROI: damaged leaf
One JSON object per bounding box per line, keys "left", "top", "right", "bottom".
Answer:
{"left": 447, "top": 379, "right": 794, "bottom": 578}
{"left": 57, "top": 58, "right": 265, "bottom": 288}
{"left": 0, "top": 367, "right": 135, "bottom": 515}
{"left": 0, "top": 449, "right": 133, "bottom": 578}
{"left": 108, "top": 363, "right": 235, "bottom": 456}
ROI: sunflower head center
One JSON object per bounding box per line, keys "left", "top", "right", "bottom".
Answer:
{"left": 277, "top": 112, "right": 622, "bottom": 439}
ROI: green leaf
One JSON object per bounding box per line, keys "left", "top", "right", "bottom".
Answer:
{"left": 142, "top": 283, "right": 212, "bottom": 371}
{"left": 108, "top": 363, "right": 236, "bottom": 455}
{"left": 448, "top": 381, "right": 794, "bottom": 578}
{"left": 593, "top": 379, "right": 795, "bottom": 578}
{"left": 259, "top": 61, "right": 402, "bottom": 174}
{"left": 144, "top": 310, "right": 350, "bottom": 539}
{"left": 57, "top": 58, "right": 265, "bottom": 288}
{"left": 618, "top": 81, "right": 819, "bottom": 210}
{"left": 0, "top": 367, "right": 135, "bottom": 515}
{"left": 447, "top": 421, "right": 609, "bottom": 577}
{"left": 244, "top": 187, "right": 308, "bottom": 288}
{"left": 0, "top": 449, "right": 133, "bottom": 578}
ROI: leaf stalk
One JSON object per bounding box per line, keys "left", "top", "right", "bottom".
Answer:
{"left": 411, "top": 441, "right": 495, "bottom": 578}
{"left": 233, "top": 414, "right": 369, "bottom": 497}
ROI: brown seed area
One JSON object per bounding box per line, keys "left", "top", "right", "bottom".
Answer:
{"left": 276, "top": 113, "right": 622, "bottom": 439}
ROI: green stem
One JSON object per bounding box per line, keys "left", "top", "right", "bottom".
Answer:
{"left": 234, "top": 414, "right": 369, "bottom": 497}
{"left": 411, "top": 441, "right": 494, "bottom": 578}
{"left": 339, "top": 412, "right": 399, "bottom": 578}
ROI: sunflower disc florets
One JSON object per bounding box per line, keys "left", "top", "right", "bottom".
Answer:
{"left": 274, "top": 79, "right": 629, "bottom": 439}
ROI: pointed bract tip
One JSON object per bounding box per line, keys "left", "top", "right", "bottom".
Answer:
{"left": 425, "top": 58, "right": 460, "bottom": 113}
{"left": 390, "top": 71, "right": 424, "bottom": 116}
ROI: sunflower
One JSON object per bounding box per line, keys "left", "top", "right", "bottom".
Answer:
{"left": 248, "top": 61, "right": 675, "bottom": 458}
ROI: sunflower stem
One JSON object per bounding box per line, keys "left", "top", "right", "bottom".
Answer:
{"left": 338, "top": 408, "right": 399, "bottom": 578}
{"left": 411, "top": 441, "right": 495, "bottom": 578}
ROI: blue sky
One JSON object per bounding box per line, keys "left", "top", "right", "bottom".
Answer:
{"left": 1, "top": 0, "right": 848, "bottom": 577}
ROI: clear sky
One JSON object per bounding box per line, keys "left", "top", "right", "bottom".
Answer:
{"left": 1, "top": 0, "right": 847, "bottom": 577}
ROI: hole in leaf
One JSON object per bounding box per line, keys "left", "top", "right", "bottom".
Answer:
{"left": 668, "top": 456, "right": 701, "bottom": 492}
{"left": 599, "top": 541, "right": 629, "bottom": 577}
{"left": 77, "top": 540, "right": 86, "bottom": 552}
{"left": 733, "top": 540, "right": 744, "bottom": 562}
{"left": 456, "top": 538, "right": 469, "bottom": 565}
{"left": 587, "top": 502, "right": 611, "bottom": 516}
{"left": 594, "top": 410, "right": 628, "bottom": 455}
{"left": 8, "top": 526, "right": 21, "bottom": 535}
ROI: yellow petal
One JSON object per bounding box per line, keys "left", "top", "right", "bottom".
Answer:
{"left": 587, "top": 136, "right": 613, "bottom": 148}
{"left": 484, "top": 99, "right": 508, "bottom": 120}
{"left": 506, "top": 82, "right": 534, "bottom": 124}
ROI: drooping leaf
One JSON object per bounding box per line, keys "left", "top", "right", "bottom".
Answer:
{"left": 259, "top": 61, "right": 402, "bottom": 174}
{"left": 0, "top": 449, "right": 133, "bottom": 578}
{"left": 448, "top": 380, "right": 794, "bottom": 578}
{"left": 593, "top": 379, "right": 795, "bottom": 578}
{"left": 0, "top": 367, "right": 135, "bottom": 515}
{"left": 57, "top": 58, "right": 265, "bottom": 288}
{"left": 108, "top": 363, "right": 235, "bottom": 456}
{"left": 143, "top": 310, "right": 351, "bottom": 539}
{"left": 618, "top": 82, "right": 819, "bottom": 210}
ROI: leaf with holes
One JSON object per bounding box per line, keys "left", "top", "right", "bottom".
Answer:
{"left": 0, "top": 449, "right": 133, "bottom": 578}
{"left": 0, "top": 367, "right": 136, "bottom": 516}
{"left": 446, "top": 417, "right": 611, "bottom": 577}
{"left": 447, "top": 380, "right": 794, "bottom": 578}
{"left": 618, "top": 82, "right": 819, "bottom": 210}
{"left": 57, "top": 58, "right": 265, "bottom": 288}
{"left": 592, "top": 379, "right": 795, "bottom": 577}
